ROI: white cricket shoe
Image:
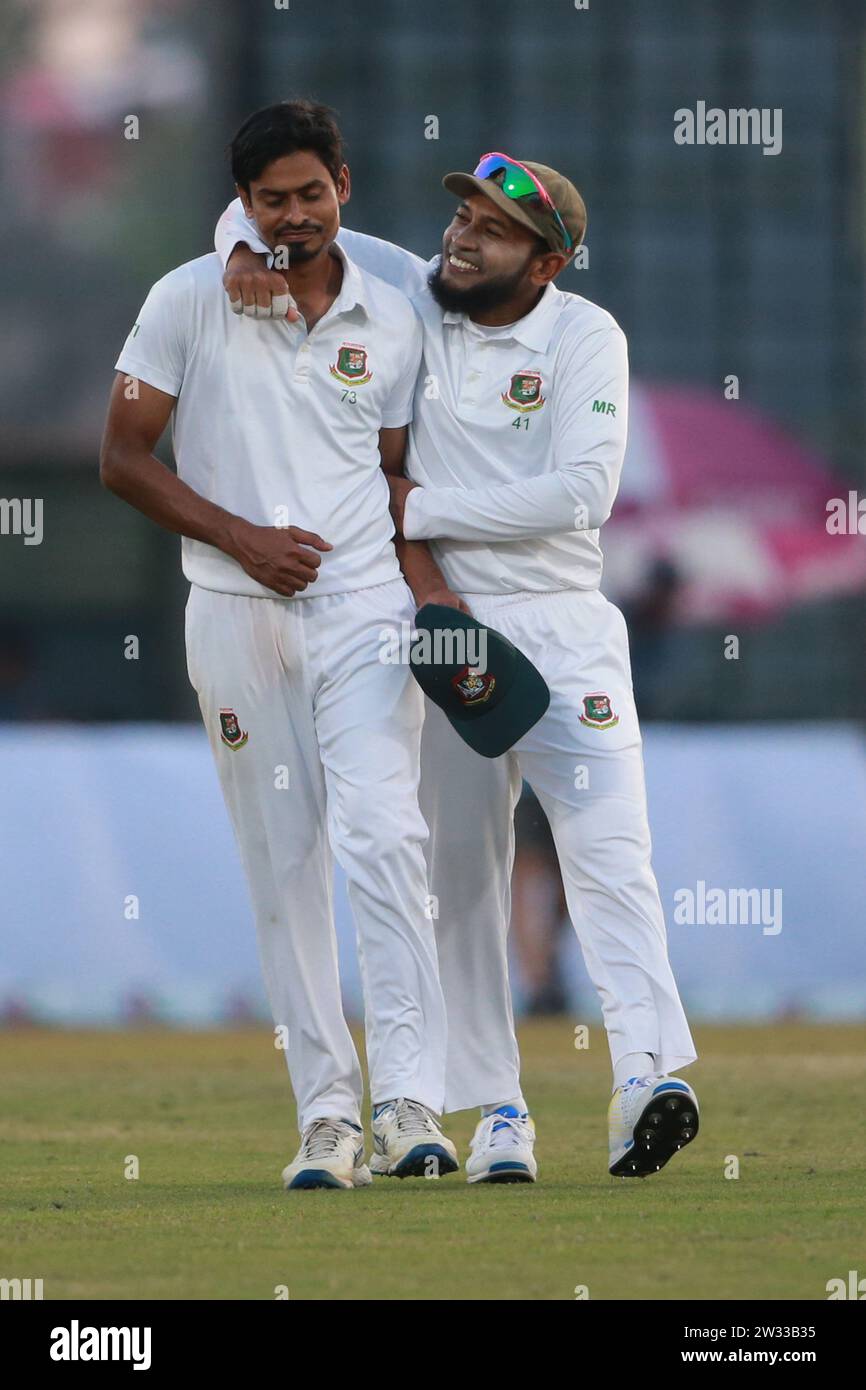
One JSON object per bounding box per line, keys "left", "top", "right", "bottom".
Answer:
{"left": 466, "top": 1105, "right": 537, "bottom": 1184}
{"left": 608, "top": 1073, "right": 699, "bottom": 1177}
{"left": 282, "top": 1117, "right": 372, "bottom": 1191}
{"left": 369, "top": 1097, "right": 459, "bottom": 1178}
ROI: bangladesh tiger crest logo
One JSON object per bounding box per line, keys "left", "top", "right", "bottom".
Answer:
{"left": 452, "top": 667, "right": 496, "bottom": 707}
{"left": 219, "top": 708, "right": 248, "bottom": 749}
{"left": 579, "top": 692, "right": 619, "bottom": 729}
{"left": 502, "top": 370, "right": 545, "bottom": 412}
{"left": 329, "top": 342, "right": 373, "bottom": 385}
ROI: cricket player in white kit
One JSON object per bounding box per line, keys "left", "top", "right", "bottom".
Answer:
{"left": 218, "top": 142, "right": 700, "bottom": 1183}
{"left": 100, "top": 102, "right": 460, "bottom": 1190}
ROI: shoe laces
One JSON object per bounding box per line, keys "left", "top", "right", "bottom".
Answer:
{"left": 475, "top": 1110, "right": 531, "bottom": 1150}
{"left": 300, "top": 1118, "right": 356, "bottom": 1159}
{"left": 385, "top": 1098, "right": 440, "bottom": 1137}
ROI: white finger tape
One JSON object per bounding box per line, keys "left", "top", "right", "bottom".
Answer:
{"left": 271, "top": 293, "right": 294, "bottom": 319}
{"left": 232, "top": 294, "right": 298, "bottom": 320}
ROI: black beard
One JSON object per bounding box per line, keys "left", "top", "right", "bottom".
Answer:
{"left": 427, "top": 255, "right": 531, "bottom": 316}
{"left": 272, "top": 239, "right": 320, "bottom": 265}
{"left": 278, "top": 240, "right": 318, "bottom": 264}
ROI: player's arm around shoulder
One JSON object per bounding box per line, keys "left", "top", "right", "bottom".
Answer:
{"left": 336, "top": 226, "right": 430, "bottom": 298}
{"left": 214, "top": 198, "right": 299, "bottom": 320}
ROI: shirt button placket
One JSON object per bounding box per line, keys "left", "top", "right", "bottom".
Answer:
{"left": 294, "top": 339, "right": 312, "bottom": 385}
{"left": 461, "top": 343, "right": 486, "bottom": 407}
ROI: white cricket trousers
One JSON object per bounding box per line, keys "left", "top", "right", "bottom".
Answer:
{"left": 184, "top": 577, "right": 447, "bottom": 1131}
{"left": 417, "top": 587, "right": 697, "bottom": 1113}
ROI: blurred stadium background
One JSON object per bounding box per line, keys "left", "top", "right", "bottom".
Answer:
{"left": 1, "top": 0, "right": 864, "bottom": 1028}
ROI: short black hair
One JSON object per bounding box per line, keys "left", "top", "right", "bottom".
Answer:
{"left": 230, "top": 99, "right": 344, "bottom": 190}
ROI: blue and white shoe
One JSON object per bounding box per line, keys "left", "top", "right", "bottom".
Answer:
{"left": 466, "top": 1106, "right": 537, "bottom": 1184}
{"left": 282, "top": 1117, "right": 372, "bottom": 1191}
{"left": 608, "top": 1074, "right": 699, "bottom": 1177}
{"left": 369, "top": 1097, "right": 459, "bottom": 1178}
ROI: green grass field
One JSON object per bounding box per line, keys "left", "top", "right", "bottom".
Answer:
{"left": 2, "top": 1022, "right": 864, "bottom": 1301}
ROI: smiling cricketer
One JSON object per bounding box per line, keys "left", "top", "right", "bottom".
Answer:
{"left": 217, "top": 136, "right": 700, "bottom": 1184}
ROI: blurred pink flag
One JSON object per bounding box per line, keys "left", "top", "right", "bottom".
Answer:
{"left": 604, "top": 384, "right": 866, "bottom": 623}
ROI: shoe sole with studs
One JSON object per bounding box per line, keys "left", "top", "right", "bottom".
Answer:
{"left": 610, "top": 1089, "right": 699, "bottom": 1178}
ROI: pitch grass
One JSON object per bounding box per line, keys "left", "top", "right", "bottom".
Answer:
{"left": 1, "top": 1022, "right": 864, "bottom": 1301}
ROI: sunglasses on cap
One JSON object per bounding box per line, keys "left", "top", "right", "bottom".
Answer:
{"left": 473, "top": 151, "right": 573, "bottom": 252}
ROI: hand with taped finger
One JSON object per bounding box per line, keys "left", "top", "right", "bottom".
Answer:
{"left": 227, "top": 518, "right": 332, "bottom": 596}
{"left": 223, "top": 242, "right": 300, "bottom": 321}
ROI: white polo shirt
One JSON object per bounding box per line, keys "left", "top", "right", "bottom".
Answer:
{"left": 215, "top": 204, "right": 628, "bottom": 597}
{"left": 115, "top": 245, "right": 422, "bottom": 599}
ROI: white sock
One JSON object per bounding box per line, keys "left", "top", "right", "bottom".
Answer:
{"left": 480, "top": 1096, "right": 527, "bottom": 1117}
{"left": 613, "top": 1053, "right": 656, "bottom": 1091}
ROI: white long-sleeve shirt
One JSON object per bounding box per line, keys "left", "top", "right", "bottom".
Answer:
{"left": 215, "top": 201, "right": 629, "bottom": 596}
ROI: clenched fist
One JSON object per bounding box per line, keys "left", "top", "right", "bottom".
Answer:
{"left": 223, "top": 244, "right": 300, "bottom": 321}
{"left": 227, "top": 518, "right": 332, "bottom": 596}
